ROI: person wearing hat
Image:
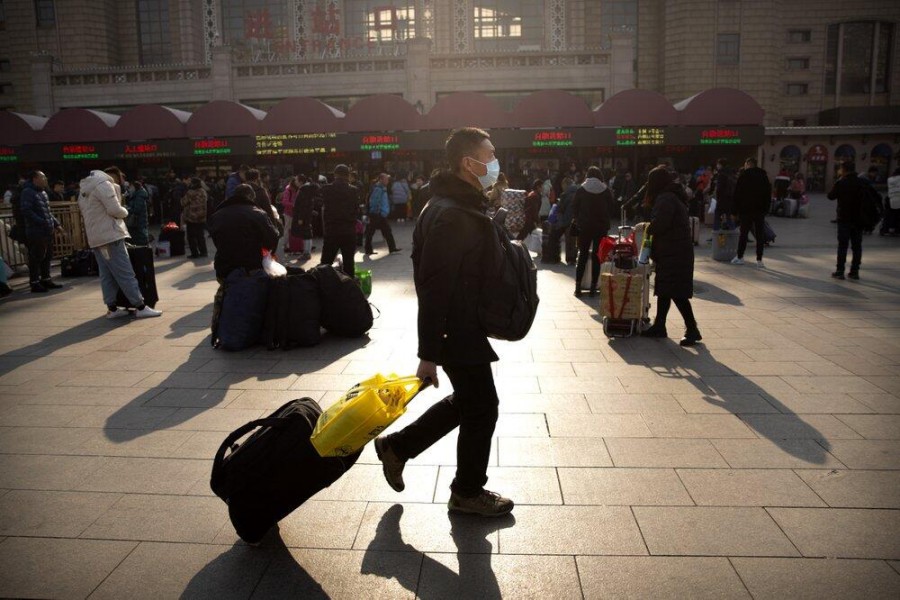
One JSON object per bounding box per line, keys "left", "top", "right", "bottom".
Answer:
{"left": 319, "top": 164, "right": 361, "bottom": 277}
{"left": 640, "top": 165, "right": 702, "bottom": 346}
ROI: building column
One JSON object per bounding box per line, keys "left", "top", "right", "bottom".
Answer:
{"left": 545, "top": 0, "right": 566, "bottom": 51}
{"left": 870, "top": 22, "right": 880, "bottom": 105}
{"left": 405, "top": 37, "right": 433, "bottom": 112}
{"left": 203, "top": 0, "right": 222, "bottom": 64}
{"left": 211, "top": 46, "right": 234, "bottom": 101}
{"left": 610, "top": 33, "right": 635, "bottom": 97}
{"left": 452, "top": 0, "right": 472, "bottom": 53}
{"left": 835, "top": 23, "right": 844, "bottom": 108}
{"left": 30, "top": 52, "right": 54, "bottom": 117}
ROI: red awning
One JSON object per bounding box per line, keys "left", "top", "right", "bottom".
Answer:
{"left": 594, "top": 89, "right": 679, "bottom": 126}
{"left": 510, "top": 90, "right": 594, "bottom": 128}
{"left": 112, "top": 105, "right": 190, "bottom": 141}
{"left": 0, "top": 111, "right": 47, "bottom": 145}
{"left": 343, "top": 94, "right": 421, "bottom": 132}
{"left": 185, "top": 100, "right": 266, "bottom": 137}
{"left": 422, "top": 92, "right": 510, "bottom": 130}
{"left": 259, "top": 97, "right": 344, "bottom": 134}
{"left": 39, "top": 108, "right": 120, "bottom": 143}
{"left": 674, "top": 88, "right": 765, "bottom": 126}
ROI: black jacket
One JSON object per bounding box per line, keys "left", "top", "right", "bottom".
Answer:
{"left": 572, "top": 178, "right": 612, "bottom": 239}
{"left": 295, "top": 182, "right": 319, "bottom": 225}
{"left": 714, "top": 167, "right": 737, "bottom": 212}
{"left": 413, "top": 171, "right": 497, "bottom": 366}
{"left": 734, "top": 167, "right": 771, "bottom": 216}
{"left": 19, "top": 182, "right": 59, "bottom": 237}
{"left": 207, "top": 194, "right": 281, "bottom": 280}
{"left": 649, "top": 187, "right": 694, "bottom": 299}
{"left": 321, "top": 178, "right": 360, "bottom": 237}
{"left": 827, "top": 172, "right": 865, "bottom": 225}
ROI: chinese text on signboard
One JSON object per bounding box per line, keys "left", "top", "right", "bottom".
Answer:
{"left": 193, "top": 139, "right": 231, "bottom": 156}
{"left": 0, "top": 147, "right": 17, "bottom": 162}
{"left": 532, "top": 131, "right": 573, "bottom": 148}
{"left": 255, "top": 133, "right": 337, "bottom": 156}
{"left": 63, "top": 144, "right": 99, "bottom": 160}
{"left": 360, "top": 135, "right": 399, "bottom": 151}
{"left": 700, "top": 129, "right": 742, "bottom": 145}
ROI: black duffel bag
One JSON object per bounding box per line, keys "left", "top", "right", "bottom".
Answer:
{"left": 310, "top": 265, "right": 373, "bottom": 337}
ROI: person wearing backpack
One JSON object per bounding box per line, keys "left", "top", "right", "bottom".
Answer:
{"left": 373, "top": 127, "right": 514, "bottom": 518}
{"left": 827, "top": 161, "right": 869, "bottom": 280}
{"left": 712, "top": 158, "right": 736, "bottom": 230}
{"left": 571, "top": 166, "right": 612, "bottom": 297}
{"left": 364, "top": 173, "right": 401, "bottom": 256}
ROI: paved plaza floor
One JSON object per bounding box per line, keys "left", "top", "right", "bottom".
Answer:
{"left": 0, "top": 194, "right": 898, "bottom": 599}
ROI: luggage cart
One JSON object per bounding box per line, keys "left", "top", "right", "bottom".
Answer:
{"left": 600, "top": 207, "right": 652, "bottom": 338}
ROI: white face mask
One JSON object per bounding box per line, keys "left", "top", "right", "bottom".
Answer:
{"left": 468, "top": 157, "right": 500, "bottom": 190}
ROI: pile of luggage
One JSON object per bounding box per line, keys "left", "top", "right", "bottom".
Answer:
{"left": 212, "top": 264, "right": 373, "bottom": 351}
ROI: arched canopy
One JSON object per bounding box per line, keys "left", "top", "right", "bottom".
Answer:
{"left": 343, "top": 94, "right": 420, "bottom": 132}
{"left": 872, "top": 143, "right": 893, "bottom": 158}
{"left": 0, "top": 111, "right": 47, "bottom": 145}
{"left": 40, "top": 108, "right": 119, "bottom": 143}
{"left": 674, "top": 88, "right": 765, "bottom": 125}
{"left": 594, "top": 89, "right": 679, "bottom": 126}
{"left": 259, "top": 97, "right": 345, "bottom": 134}
{"left": 834, "top": 144, "right": 856, "bottom": 159}
{"left": 510, "top": 90, "right": 594, "bottom": 128}
{"left": 185, "top": 100, "right": 266, "bottom": 137}
{"left": 423, "top": 92, "right": 510, "bottom": 130}
{"left": 113, "top": 105, "right": 190, "bottom": 140}
{"left": 780, "top": 145, "right": 802, "bottom": 159}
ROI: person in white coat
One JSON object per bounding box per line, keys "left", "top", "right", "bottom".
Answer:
{"left": 78, "top": 167, "right": 161, "bottom": 319}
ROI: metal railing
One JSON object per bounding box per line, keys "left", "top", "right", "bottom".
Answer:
{"left": 0, "top": 202, "right": 88, "bottom": 271}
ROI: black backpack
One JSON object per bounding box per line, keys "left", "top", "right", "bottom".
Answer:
{"left": 432, "top": 198, "right": 540, "bottom": 342}
{"left": 310, "top": 265, "right": 373, "bottom": 337}
{"left": 860, "top": 181, "right": 884, "bottom": 232}
{"left": 262, "top": 268, "right": 322, "bottom": 349}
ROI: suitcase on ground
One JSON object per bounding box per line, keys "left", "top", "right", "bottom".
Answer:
{"left": 782, "top": 198, "right": 798, "bottom": 218}
{"left": 159, "top": 227, "right": 185, "bottom": 256}
{"left": 689, "top": 216, "right": 700, "bottom": 246}
{"left": 213, "top": 269, "right": 269, "bottom": 351}
{"left": 115, "top": 246, "right": 158, "bottom": 308}
{"left": 61, "top": 250, "right": 98, "bottom": 277}
{"left": 211, "top": 398, "right": 362, "bottom": 544}
{"left": 262, "top": 268, "right": 322, "bottom": 349}
{"left": 310, "top": 265, "right": 373, "bottom": 337}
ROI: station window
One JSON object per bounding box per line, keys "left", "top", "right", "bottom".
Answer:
{"left": 785, "top": 83, "right": 809, "bottom": 96}
{"left": 366, "top": 6, "right": 415, "bottom": 42}
{"left": 787, "top": 57, "right": 809, "bottom": 70}
{"left": 825, "top": 21, "right": 894, "bottom": 94}
{"left": 788, "top": 29, "right": 811, "bottom": 43}
{"left": 716, "top": 33, "right": 740, "bottom": 65}
{"left": 137, "top": 0, "right": 172, "bottom": 65}
{"left": 34, "top": 0, "right": 55, "bottom": 27}
{"left": 474, "top": 5, "right": 521, "bottom": 38}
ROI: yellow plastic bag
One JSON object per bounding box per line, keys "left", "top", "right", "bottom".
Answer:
{"left": 310, "top": 373, "right": 427, "bottom": 457}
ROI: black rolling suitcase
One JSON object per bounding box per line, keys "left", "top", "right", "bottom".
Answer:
{"left": 116, "top": 245, "right": 159, "bottom": 308}
{"left": 159, "top": 226, "right": 186, "bottom": 256}
{"left": 210, "top": 398, "right": 362, "bottom": 544}
{"left": 262, "top": 268, "right": 322, "bottom": 350}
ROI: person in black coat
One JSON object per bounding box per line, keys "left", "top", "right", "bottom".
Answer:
{"left": 19, "top": 170, "right": 64, "bottom": 292}
{"left": 319, "top": 164, "right": 361, "bottom": 277}
{"left": 732, "top": 157, "right": 772, "bottom": 266}
{"left": 712, "top": 159, "right": 737, "bottom": 230}
{"left": 827, "top": 161, "right": 866, "bottom": 280}
{"left": 207, "top": 184, "right": 281, "bottom": 281}
{"left": 372, "top": 127, "right": 513, "bottom": 518}
{"left": 571, "top": 166, "right": 612, "bottom": 296}
{"left": 641, "top": 166, "right": 702, "bottom": 346}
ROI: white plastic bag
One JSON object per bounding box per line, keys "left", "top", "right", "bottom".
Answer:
{"left": 262, "top": 249, "right": 287, "bottom": 278}
{"left": 707, "top": 197, "right": 717, "bottom": 214}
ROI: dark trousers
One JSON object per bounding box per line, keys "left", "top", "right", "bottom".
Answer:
{"left": 737, "top": 213, "right": 766, "bottom": 261}
{"left": 575, "top": 235, "right": 602, "bottom": 291}
{"left": 320, "top": 233, "right": 356, "bottom": 277}
{"left": 364, "top": 214, "right": 397, "bottom": 253}
{"left": 837, "top": 223, "right": 862, "bottom": 273}
{"left": 388, "top": 363, "right": 499, "bottom": 498}
{"left": 655, "top": 296, "right": 697, "bottom": 329}
{"left": 185, "top": 222, "right": 207, "bottom": 257}
{"left": 548, "top": 225, "right": 577, "bottom": 264}
{"left": 26, "top": 234, "right": 52, "bottom": 284}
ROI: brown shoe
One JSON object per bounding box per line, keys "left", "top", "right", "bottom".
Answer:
{"left": 448, "top": 489, "right": 514, "bottom": 517}
{"left": 374, "top": 437, "right": 406, "bottom": 492}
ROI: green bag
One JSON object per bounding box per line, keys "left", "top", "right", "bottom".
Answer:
{"left": 355, "top": 267, "right": 372, "bottom": 298}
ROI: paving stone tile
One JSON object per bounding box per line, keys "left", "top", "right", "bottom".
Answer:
{"left": 739, "top": 414, "right": 862, "bottom": 440}
{"left": 0, "top": 425, "right": 95, "bottom": 455}
{"left": 865, "top": 376, "right": 900, "bottom": 395}
{"left": 285, "top": 373, "right": 362, "bottom": 391}
{"left": 546, "top": 414, "right": 651, "bottom": 437}
{"left": 849, "top": 392, "right": 900, "bottom": 413}
{"left": 0, "top": 454, "right": 105, "bottom": 490}
{"left": 215, "top": 500, "right": 367, "bottom": 549}
{"left": 0, "top": 403, "right": 98, "bottom": 427}
{"left": 141, "top": 387, "right": 242, "bottom": 408}
{"left": 677, "top": 469, "right": 826, "bottom": 507}
{"left": 168, "top": 431, "right": 229, "bottom": 459}
{"left": 781, "top": 375, "right": 886, "bottom": 395}
{"left": 435, "top": 466, "right": 562, "bottom": 505}
{"left": 499, "top": 505, "right": 647, "bottom": 555}
{"left": 767, "top": 508, "right": 900, "bottom": 559}
{"left": 252, "top": 548, "right": 420, "bottom": 599}
{"left": 836, "top": 414, "right": 900, "bottom": 439}
{"left": 559, "top": 468, "right": 693, "bottom": 506}
{"left": 0, "top": 537, "right": 137, "bottom": 600}
{"left": 419, "top": 553, "right": 581, "bottom": 599}
{"left": 133, "top": 371, "right": 228, "bottom": 390}
{"left": 764, "top": 393, "right": 874, "bottom": 414}
{"left": 90, "top": 541, "right": 271, "bottom": 600}
{"left": 498, "top": 393, "right": 591, "bottom": 414}
{"left": 711, "top": 439, "right": 844, "bottom": 469}
{"left": 213, "top": 373, "right": 300, "bottom": 390}
{"left": 498, "top": 437, "right": 613, "bottom": 467}
{"left": 9, "top": 386, "right": 163, "bottom": 407}
{"left": 0, "top": 490, "right": 121, "bottom": 537}
{"left": 633, "top": 507, "right": 800, "bottom": 557}
{"left": 82, "top": 494, "right": 229, "bottom": 543}
{"left": 312, "top": 465, "right": 438, "bottom": 503}
{"left": 497, "top": 362, "right": 576, "bottom": 377}
{"left": 585, "top": 393, "right": 686, "bottom": 414}
{"left": 494, "top": 413, "right": 548, "bottom": 437}
{"left": 63, "top": 370, "right": 157, "bottom": 387}
{"left": 155, "top": 407, "right": 265, "bottom": 431}
{"left": 74, "top": 457, "right": 208, "bottom": 495}
{"left": 539, "top": 376, "right": 626, "bottom": 394}
{"left": 672, "top": 393, "right": 779, "bottom": 414}
{"left": 731, "top": 557, "right": 900, "bottom": 600}
{"left": 642, "top": 414, "right": 756, "bottom": 438}
{"left": 78, "top": 428, "right": 196, "bottom": 458}
{"left": 822, "top": 439, "right": 900, "bottom": 469}
{"left": 577, "top": 556, "right": 751, "bottom": 600}
{"left": 606, "top": 438, "right": 728, "bottom": 468}
{"left": 70, "top": 405, "right": 179, "bottom": 429}
{"left": 795, "top": 470, "right": 900, "bottom": 508}
{"left": 224, "top": 389, "right": 324, "bottom": 410}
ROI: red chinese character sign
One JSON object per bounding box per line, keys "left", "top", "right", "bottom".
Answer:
{"left": 806, "top": 145, "right": 828, "bottom": 164}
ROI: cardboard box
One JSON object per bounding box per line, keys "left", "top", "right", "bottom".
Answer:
{"left": 599, "top": 272, "right": 644, "bottom": 320}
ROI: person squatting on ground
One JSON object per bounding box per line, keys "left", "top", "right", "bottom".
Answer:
{"left": 19, "top": 170, "right": 64, "bottom": 293}
{"left": 320, "top": 164, "right": 365, "bottom": 277}
{"left": 732, "top": 157, "right": 772, "bottom": 268}
{"left": 572, "top": 166, "right": 612, "bottom": 297}
{"left": 640, "top": 166, "right": 702, "bottom": 347}
{"left": 373, "top": 127, "right": 514, "bottom": 517}
{"left": 365, "top": 173, "right": 401, "bottom": 256}
{"left": 77, "top": 167, "right": 161, "bottom": 319}
{"left": 182, "top": 177, "right": 208, "bottom": 258}
{"left": 827, "top": 161, "right": 866, "bottom": 280}
{"left": 207, "top": 184, "right": 281, "bottom": 282}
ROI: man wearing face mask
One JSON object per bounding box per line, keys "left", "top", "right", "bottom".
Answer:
{"left": 373, "top": 127, "right": 513, "bottom": 517}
